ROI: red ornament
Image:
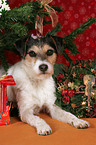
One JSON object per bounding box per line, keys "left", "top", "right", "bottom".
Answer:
{"left": 57, "top": 74, "right": 64, "bottom": 83}
{"left": 68, "top": 90, "right": 75, "bottom": 97}
{"left": 61, "top": 89, "right": 68, "bottom": 96}
{"left": 62, "top": 96, "right": 70, "bottom": 104}
{"left": 0, "top": 29, "right": 5, "bottom": 34}
{"left": 79, "top": 73, "right": 85, "bottom": 80}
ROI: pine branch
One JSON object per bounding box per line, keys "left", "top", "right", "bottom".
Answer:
{"left": 63, "top": 39, "right": 79, "bottom": 54}
{"left": 0, "top": 50, "right": 9, "bottom": 71}
{"left": 63, "top": 17, "right": 96, "bottom": 55}
{"left": 47, "top": 23, "right": 62, "bottom": 35}
{"left": 51, "top": 6, "right": 63, "bottom": 12}
{"left": 61, "top": 49, "right": 73, "bottom": 63}
{"left": 65, "top": 17, "right": 96, "bottom": 40}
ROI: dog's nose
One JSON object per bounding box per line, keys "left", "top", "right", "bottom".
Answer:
{"left": 39, "top": 64, "right": 48, "bottom": 72}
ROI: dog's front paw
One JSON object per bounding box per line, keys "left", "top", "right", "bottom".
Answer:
{"left": 71, "top": 119, "right": 90, "bottom": 129}
{"left": 37, "top": 123, "right": 52, "bottom": 136}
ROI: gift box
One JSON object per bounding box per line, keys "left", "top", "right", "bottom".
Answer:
{"left": 0, "top": 75, "right": 16, "bottom": 125}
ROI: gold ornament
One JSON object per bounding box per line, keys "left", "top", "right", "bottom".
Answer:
{"left": 83, "top": 75, "right": 95, "bottom": 112}
{"left": 91, "top": 90, "right": 96, "bottom": 100}
{"left": 68, "top": 82, "right": 75, "bottom": 89}
{"left": 71, "top": 103, "right": 76, "bottom": 109}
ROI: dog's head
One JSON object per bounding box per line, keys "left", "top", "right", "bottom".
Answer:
{"left": 15, "top": 35, "right": 63, "bottom": 79}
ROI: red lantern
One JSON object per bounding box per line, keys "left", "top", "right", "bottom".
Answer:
{"left": 0, "top": 75, "right": 16, "bottom": 125}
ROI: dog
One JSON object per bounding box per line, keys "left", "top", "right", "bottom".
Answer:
{"left": 1, "top": 34, "right": 90, "bottom": 135}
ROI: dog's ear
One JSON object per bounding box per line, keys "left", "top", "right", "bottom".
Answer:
{"left": 14, "top": 37, "right": 29, "bottom": 58}
{"left": 46, "top": 34, "right": 64, "bottom": 54}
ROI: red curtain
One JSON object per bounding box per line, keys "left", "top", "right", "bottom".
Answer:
{"left": 7, "top": 0, "right": 96, "bottom": 65}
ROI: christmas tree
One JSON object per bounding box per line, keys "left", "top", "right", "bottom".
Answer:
{"left": 0, "top": 0, "right": 96, "bottom": 71}
{"left": 0, "top": 0, "right": 96, "bottom": 117}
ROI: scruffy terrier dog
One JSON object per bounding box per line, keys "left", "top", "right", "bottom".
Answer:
{"left": 2, "top": 35, "right": 90, "bottom": 135}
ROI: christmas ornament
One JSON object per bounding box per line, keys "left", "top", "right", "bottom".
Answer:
{"left": 68, "top": 89, "right": 75, "bottom": 97}
{"left": 61, "top": 89, "right": 68, "bottom": 96}
{"left": 83, "top": 75, "right": 95, "bottom": 112}
{"left": 57, "top": 74, "right": 64, "bottom": 83}
{"left": 62, "top": 95, "right": 70, "bottom": 104}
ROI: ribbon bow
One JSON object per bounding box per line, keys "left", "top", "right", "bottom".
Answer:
{"left": 0, "top": 75, "right": 14, "bottom": 81}
{"left": 35, "top": 0, "right": 58, "bottom": 35}
{"left": 0, "top": 75, "right": 7, "bottom": 81}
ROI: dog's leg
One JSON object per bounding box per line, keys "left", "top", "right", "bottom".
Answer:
{"left": 19, "top": 107, "right": 52, "bottom": 136}
{"left": 49, "top": 104, "right": 90, "bottom": 129}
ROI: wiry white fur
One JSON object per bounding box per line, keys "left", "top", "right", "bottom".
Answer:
{"left": 2, "top": 58, "right": 90, "bottom": 135}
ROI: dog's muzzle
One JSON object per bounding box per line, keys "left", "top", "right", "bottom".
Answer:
{"left": 39, "top": 64, "right": 48, "bottom": 73}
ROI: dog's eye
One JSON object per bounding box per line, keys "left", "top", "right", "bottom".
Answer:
{"left": 29, "top": 51, "right": 37, "bottom": 57}
{"left": 46, "top": 49, "right": 54, "bottom": 56}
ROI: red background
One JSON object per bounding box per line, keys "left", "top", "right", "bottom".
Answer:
{"left": 7, "top": 0, "right": 96, "bottom": 65}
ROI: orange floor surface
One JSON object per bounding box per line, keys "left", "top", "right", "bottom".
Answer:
{"left": 0, "top": 113, "right": 96, "bottom": 145}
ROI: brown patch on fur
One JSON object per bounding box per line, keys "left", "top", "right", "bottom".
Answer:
{"left": 33, "top": 105, "right": 40, "bottom": 115}
{"left": 47, "top": 53, "right": 57, "bottom": 65}
{"left": 25, "top": 45, "right": 39, "bottom": 63}
{"left": 41, "top": 105, "right": 51, "bottom": 116}
{"left": 43, "top": 44, "right": 57, "bottom": 65}
{"left": 25, "top": 54, "right": 37, "bottom": 63}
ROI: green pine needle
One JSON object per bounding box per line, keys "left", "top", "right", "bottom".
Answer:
{"left": 47, "top": 23, "right": 62, "bottom": 35}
